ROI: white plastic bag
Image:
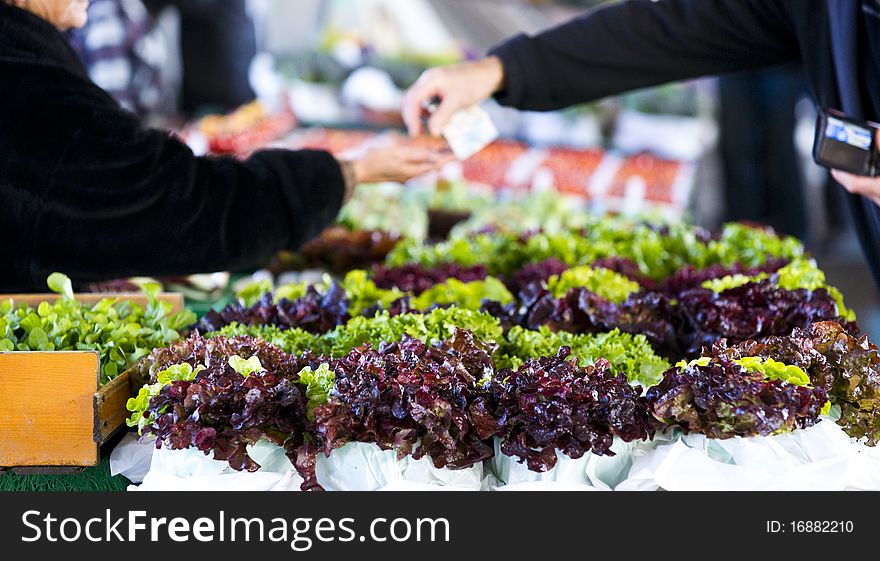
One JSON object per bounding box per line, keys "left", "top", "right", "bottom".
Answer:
{"left": 617, "top": 421, "right": 880, "bottom": 491}
{"left": 489, "top": 437, "right": 666, "bottom": 491}
{"left": 315, "top": 442, "right": 487, "bottom": 491}
{"left": 132, "top": 440, "right": 488, "bottom": 491}
{"left": 109, "top": 432, "right": 156, "bottom": 484}
{"left": 133, "top": 441, "right": 304, "bottom": 491}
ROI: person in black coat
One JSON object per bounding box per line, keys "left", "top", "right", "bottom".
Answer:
{"left": 0, "top": 0, "right": 450, "bottom": 292}
{"left": 402, "top": 0, "right": 880, "bottom": 287}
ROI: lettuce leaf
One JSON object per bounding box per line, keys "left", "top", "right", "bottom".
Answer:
{"left": 412, "top": 277, "right": 513, "bottom": 310}
{"left": 497, "top": 326, "right": 670, "bottom": 387}
{"left": 547, "top": 266, "right": 640, "bottom": 302}
{"left": 1, "top": 274, "right": 196, "bottom": 384}
{"left": 228, "top": 355, "right": 264, "bottom": 377}
{"left": 126, "top": 362, "right": 205, "bottom": 431}
{"left": 701, "top": 259, "right": 854, "bottom": 321}
{"left": 297, "top": 363, "right": 335, "bottom": 420}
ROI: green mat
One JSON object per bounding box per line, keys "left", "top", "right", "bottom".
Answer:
{"left": 0, "top": 457, "right": 130, "bottom": 492}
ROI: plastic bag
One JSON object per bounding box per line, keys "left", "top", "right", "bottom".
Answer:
{"left": 617, "top": 421, "right": 880, "bottom": 491}
{"left": 109, "top": 432, "right": 156, "bottom": 484}
{"left": 132, "top": 440, "right": 489, "bottom": 491}
{"left": 489, "top": 437, "right": 666, "bottom": 491}
{"left": 133, "top": 441, "right": 304, "bottom": 491}
{"left": 316, "top": 442, "right": 487, "bottom": 491}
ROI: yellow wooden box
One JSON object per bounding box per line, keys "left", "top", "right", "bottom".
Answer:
{"left": 0, "top": 293, "right": 183, "bottom": 469}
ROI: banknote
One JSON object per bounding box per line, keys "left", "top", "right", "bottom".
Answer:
{"left": 442, "top": 104, "right": 499, "bottom": 160}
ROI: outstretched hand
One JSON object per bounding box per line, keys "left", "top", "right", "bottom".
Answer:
{"left": 401, "top": 56, "right": 505, "bottom": 137}
{"left": 350, "top": 145, "right": 454, "bottom": 185}
{"left": 831, "top": 129, "right": 880, "bottom": 208}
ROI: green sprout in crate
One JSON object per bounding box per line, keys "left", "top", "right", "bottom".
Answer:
{"left": 0, "top": 273, "right": 196, "bottom": 385}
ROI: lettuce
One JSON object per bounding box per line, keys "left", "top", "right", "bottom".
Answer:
{"left": 547, "top": 266, "right": 640, "bottom": 302}
{"left": 211, "top": 308, "right": 504, "bottom": 360}
{"left": 701, "top": 259, "right": 854, "bottom": 321}
{"left": 497, "top": 326, "right": 670, "bottom": 388}
{"left": 211, "top": 323, "right": 323, "bottom": 357}
{"left": 126, "top": 363, "right": 205, "bottom": 431}
{"left": 412, "top": 277, "right": 513, "bottom": 310}
{"left": 297, "top": 363, "right": 335, "bottom": 420}
{"left": 733, "top": 356, "right": 810, "bottom": 386}
{"left": 228, "top": 355, "right": 264, "bottom": 377}
{"left": 386, "top": 221, "right": 804, "bottom": 281}
{"left": 339, "top": 270, "right": 405, "bottom": 317}
{"left": 0, "top": 273, "right": 196, "bottom": 384}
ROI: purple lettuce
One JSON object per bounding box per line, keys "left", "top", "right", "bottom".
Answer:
{"left": 657, "top": 258, "right": 789, "bottom": 295}
{"left": 508, "top": 258, "right": 569, "bottom": 294}
{"left": 371, "top": 263, "right": 488, "bottom": 295}
{"left": 485, "top": 348, "right": 656, "bottom": 472}
{"left": 194, "top": 285, "right": 350, "bottom": 335}
{"left": 646, "top": 358, "right": 828, "bottom": 438}
{"left": 139, "top": 338, "right": 314, "bottom": 475}
{"left": 711, "top": 321, "right": 878, "bottom": 443}
{"left": 486, "top": 279, "right": 845, "bottom": 361}
{"left": 311, "top": 330, "right": 499, "bottom": 476}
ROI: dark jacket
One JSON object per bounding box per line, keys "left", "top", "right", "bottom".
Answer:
{"left": 491, "top": 0, "right": 880, "bottom": 285}
{"left": 0, "top": 3, "right": 344, "bottom": 292}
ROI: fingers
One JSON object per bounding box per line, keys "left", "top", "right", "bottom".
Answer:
{"left": 401, "top": 161, "right": 445, "bottom": 179}
{"left": 832, "top": 169, "right": 880, "bottom": 209}
{"left": 402, "top": 69, "right": 445, "bottom": 138}
{"left": 396, "top": 146, "right": 454, "bottom": 165}
{"left": 427, "top": 97, "right": 460, "bottom": 138}
{"left": 395, "top": 149, "right": 454, "bottom": 181}
{"left": 402, "top": 66, "right": 466, "bottom": 138}
{"left": 354, "top": 145, "right": 453, "bottom": 184}
{"left": 401, "top": 89, "right": 426, "bottom": 137}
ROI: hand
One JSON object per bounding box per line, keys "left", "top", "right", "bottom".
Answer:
{"left": 831, "top": 128, "right": 880, "bottom": 207}
{"left": 402, "top": 56, "right": 505, "bottom": 137}
{"left": 831, "top": 169, "right": 880, "bottom": 207}
{"left": 348, "top": 145, "right": 454, "bottom": 185}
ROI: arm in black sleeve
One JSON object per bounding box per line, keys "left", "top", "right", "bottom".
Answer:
{"left": 29, "top": 82, "right": 345, "bottom": 284}
{"left": 490, "top": 0, "right": 800, "bottom": 111}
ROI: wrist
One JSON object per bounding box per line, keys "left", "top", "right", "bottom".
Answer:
{"left": 482, "top": 55, "right": 505, "bottom": 95}
{"left": 337, "top": 159, "right": 358, "bottom": 203}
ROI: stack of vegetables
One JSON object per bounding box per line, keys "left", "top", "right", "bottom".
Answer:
{"left": 126, "top": 217, "right": 880, "bottom": 490}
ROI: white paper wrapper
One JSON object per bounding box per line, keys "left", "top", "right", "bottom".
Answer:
{"left": 109, "top": 433, "right": 156, "bottom": 484}
{"left": 133, "top": 441, "right": 304, "bottom": 491}
{"left": 489, "top": 436, "right": 670, "bottom": 491}
{"left": 131, "top": 440, "right": 490, "bottom": 491}
{"left": 315, "top": 442, "right": 489, "bottom": 491}
{"left": 125, "top": 420, "right": 880, "bottom": 491}
{"left": 616, "top": 421, "right": 880, "bottom": 491}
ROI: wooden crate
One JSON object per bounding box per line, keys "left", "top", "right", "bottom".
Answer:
{"left": 0, "top": 293, "right": 182, "bottom": 470}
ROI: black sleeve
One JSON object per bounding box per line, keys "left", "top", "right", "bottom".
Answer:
{"left": 489, "top": 0, "right": 800, "bottom": 111}
{"left": 29, "top": 85, "right": 345, "bottom": 283}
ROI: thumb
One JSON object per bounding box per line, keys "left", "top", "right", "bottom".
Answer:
{"left": 427, "top": 97, "right": 461, "bottom": 137}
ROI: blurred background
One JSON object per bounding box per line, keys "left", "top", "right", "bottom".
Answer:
{"left": 67, "top": 0, "right": 880, "bottom": 336}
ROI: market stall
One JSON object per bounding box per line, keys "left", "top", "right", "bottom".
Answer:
{"left": 106, "top": 208, "right": 880, "bottom": 491}
{"left": 2, "top": 0, "right": 878, "bottom": 496}
{"left": 4, "top": 175, "right": 875, "bottom": 491}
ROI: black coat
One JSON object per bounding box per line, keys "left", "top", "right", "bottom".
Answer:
{"left": 0, "top": 3, "right": 344, "bottom": 292}
{"left": 491, "top": 0, "right": 880, "bottom": 285}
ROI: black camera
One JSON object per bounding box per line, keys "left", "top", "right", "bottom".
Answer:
{"left": 813, "top": 108, "right": 880, "bottom": 176}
